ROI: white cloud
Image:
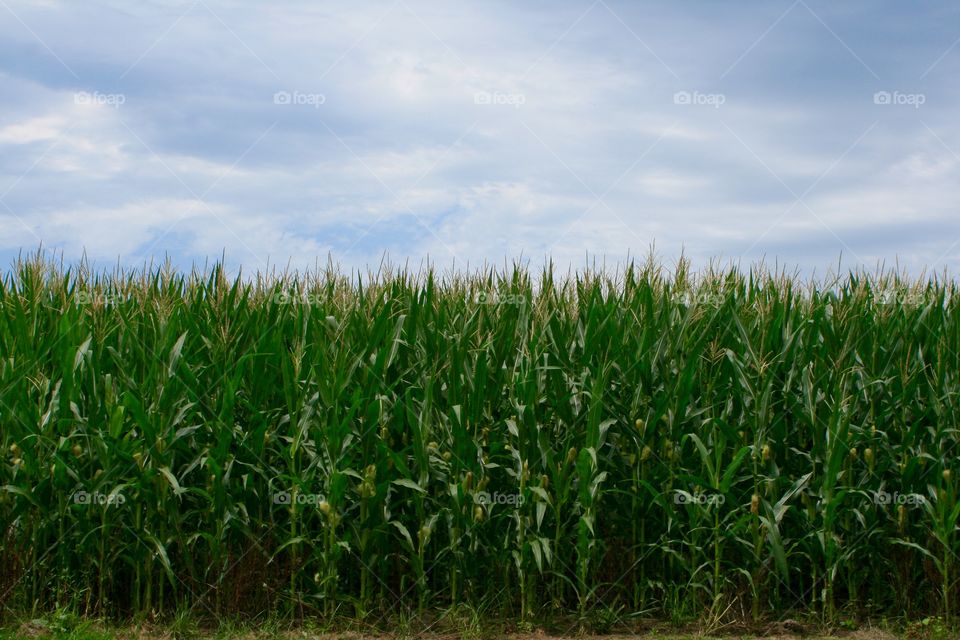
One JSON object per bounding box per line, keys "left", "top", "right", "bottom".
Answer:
{"left": 0, "top": 1, "right": 958, "bottom": 275}
{"left": 0, "top": 116, "right": 65, "bottom": 144}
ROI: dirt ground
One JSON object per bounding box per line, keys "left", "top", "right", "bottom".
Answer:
{"left": 4, "top": 621, "right": 910, "bottom": 640}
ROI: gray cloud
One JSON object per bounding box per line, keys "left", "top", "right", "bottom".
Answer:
{"left": 1, "top": 0, "right": 958, "bottom": 275}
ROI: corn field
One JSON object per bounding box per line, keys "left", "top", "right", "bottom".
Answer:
{"left": 2, "top": 254, "right": 960, "bottom": 624}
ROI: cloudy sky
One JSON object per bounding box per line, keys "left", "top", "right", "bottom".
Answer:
{"left": 0, "top": 0, "right": 958, "bottom": 275}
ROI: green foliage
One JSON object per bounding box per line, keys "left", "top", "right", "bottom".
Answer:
{"left": 1, "top": 253, "right": 959, "bottom": 625}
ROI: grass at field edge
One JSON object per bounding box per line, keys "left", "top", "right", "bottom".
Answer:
{"left": 0, "top": 618, "right": 927, "bottom": 640}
